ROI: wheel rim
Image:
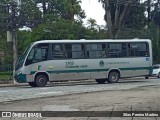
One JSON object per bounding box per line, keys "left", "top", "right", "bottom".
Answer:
{"left": 39, "top": 78, "right": 46, "bottom": 85}
{"left": 111, "top": 74, "right": 117, "bottom": 81}
{"left": 109, "top": 72, "right": 119, "bottom": 82}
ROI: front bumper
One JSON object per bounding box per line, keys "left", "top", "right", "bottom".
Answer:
{"left": 14, "top": 73, "right": 27, "bottom": 83}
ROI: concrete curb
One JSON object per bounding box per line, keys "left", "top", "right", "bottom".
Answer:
{"left": 0, "top": 83, "right": 28, "bottom": 87}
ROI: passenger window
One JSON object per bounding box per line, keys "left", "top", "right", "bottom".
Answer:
{"left": 25, "top": 43, "right": 49, "bottom": 66}
{"left": 65, "top": 44, "right": 84, "bottom": 59}
{"left": 86, "top": 44, "right": 106, "bottom": 58}
{"left": 52, "top": 44, "right": 64, "bottom": 59}
{"left": 128, "top": 43, "right": 149, "bottom": 57}
{"left": 108, "top": 43, "right": 127, "bottom": 58}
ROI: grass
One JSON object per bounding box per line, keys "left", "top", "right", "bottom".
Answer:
{"left": 0, "top": 72, "right": 12, "bottom": 84}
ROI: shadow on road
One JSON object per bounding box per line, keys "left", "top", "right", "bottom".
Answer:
{"left": 16, "top": 77, "right": 159, "bottom": 88}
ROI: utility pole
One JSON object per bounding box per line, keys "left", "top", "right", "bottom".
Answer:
{"left": 10, "top": 1, "right": 18, "bottom": 84}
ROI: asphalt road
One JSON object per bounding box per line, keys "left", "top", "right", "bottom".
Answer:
{"left": 0, "top": 77, "right": 160, "bottom": 103}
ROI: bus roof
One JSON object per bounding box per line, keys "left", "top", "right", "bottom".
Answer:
{"left": 32, "top": 39, "right": 151, "bottom": 44}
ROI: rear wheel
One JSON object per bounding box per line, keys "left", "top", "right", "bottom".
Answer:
{"left": 145, "top": 76, "right": 149, "bottom": 79}
{"left": 96, "top": 79, "right": 107, "bottom": 84}
{"left": 28, "top": 82, "right": 37, "bottom": 87}
{"left": 158, "top": 73, "right": 160, "bottom": 78}
{"left": 35, "top": 75, "right": 47, "bottom": 87}
{"left": 107, "top": 71, "right": 120, "bottom": 83}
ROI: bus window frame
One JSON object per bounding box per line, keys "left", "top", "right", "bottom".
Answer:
{"left": 25, "top": 43, "right": 49, "bottom": 66}
{"left": 107, "top": 42, "right": 128, "bottom": 58}
{"left": 85, "top": 42, "right": 107, "bottom": 59}
{"left": 127, "top": 42, "right": 150, "bottom": 57}
{"left": 51, "top": 43, "right": 65, "bottom": 60}
{"left": 64, "top": 43, "right": 85, "bottom": 59}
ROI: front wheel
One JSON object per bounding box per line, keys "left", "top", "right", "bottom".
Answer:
{"left": 35, "top": 75, "right": 47, "bottom": 87}
{"left": 96, "top": 79, "right": 107, "bottom": 84}
{"left": 107, "top": 71, "right": 120, "bottom": 83}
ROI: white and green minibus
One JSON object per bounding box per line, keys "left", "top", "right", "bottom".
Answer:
{"left": 14, "top": 39, "right": 153, "bottom": 87}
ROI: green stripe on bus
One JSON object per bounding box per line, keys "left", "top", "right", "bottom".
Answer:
{"left": 30, "top": 67, "right": 152, "bottom": 74}
{"left": 120, "top": 67, "right": 151, "bottom": 70}
{"left": 48, "top": 69, "right": 109, "bottom": 73}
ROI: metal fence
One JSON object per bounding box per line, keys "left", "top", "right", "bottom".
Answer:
{"left": 0, "top": 64, "right": 12, "bottom": 72}
{"left": 0, "top": 64, "right": 13, "bottom": 81}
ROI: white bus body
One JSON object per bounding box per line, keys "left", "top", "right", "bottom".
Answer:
{"left": 15, "top": 39, "right": 153, "bottom": 87}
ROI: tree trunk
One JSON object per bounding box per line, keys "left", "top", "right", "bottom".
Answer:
{"left": 42, "top": 0, "right": 46, "bottom": 14}
{"left": 105, "top": 0, "right": 113, "bottom": 39}
{"left": 147, "top": 0, "right": 151, "bottom": 22}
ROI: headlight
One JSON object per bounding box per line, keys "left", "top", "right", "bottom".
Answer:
{"left": 17, "top": 71, "right": 22, "bottom": 75}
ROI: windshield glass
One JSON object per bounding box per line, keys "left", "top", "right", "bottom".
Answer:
{"left": 153, "top": 65, "right": 160, "bottom": 69}
{"left": 16, "top": 43, "right": 33, "bottom": 70}
{"left": 19, "top": 45, "right": 32, "bottom": 63}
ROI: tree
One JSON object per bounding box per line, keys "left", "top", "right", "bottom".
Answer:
{"left": 153, "top": 11, "right": 160, "bottom": 26}
{"left": 87, "top": 18, "right": 97, "bottom": 30}
{"left": 147, "top": 0, "right": 151, "bottom": 23}
{"left": 123, "top": 3, "right": 146, "bottom": 29}
{"left": 34, "top": 0, "right": 85, "bottom": 23}
{"left": 99, "top": 0, "right": 140, "bottom": 39}
{"left": 0, "top": 0, "right": 10, "bottom": 33}
{"left": 22, "top": 18, "right": 88, "bottom": 47}
{"left": 144, "top": 0, "right": 160, "bottom": 23}
{"left": 19, "top": 0, "right": 42, "bottom": 28}
{"left": 34, "top": 0, "right": 48, "bottom": 14}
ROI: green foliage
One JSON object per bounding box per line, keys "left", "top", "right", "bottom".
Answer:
{"left": 20, "top": 0, "right": 42, "bottom": 28}
{"left": 17, "top": 31, "right": 32, "bottom": 54}
{"left": 0, "top": 71, "right": 12, "bottom": 75}
{"left": 124, "top": 4, "right": 146, "bottom": 29}
{"left": 0, "top": 72, "right": 12, "bottom": 83}
{"left": 153, "top": 12, "right": 160, "bottom": 26}
{"left": 21, "top": 19, "right": 106, "bottom": 48}
{"left": 0, "top": 0, "right": 159, "bottom": 65}
{"left": 0, "top": 33, "right": 13, "bottom": 64}
{"left": 0, "top": 1, "right": 10, "bottom": 32}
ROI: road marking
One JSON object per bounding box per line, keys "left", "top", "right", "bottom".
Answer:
{"left": 0, "top": 90, "right": 14, "bottom": 93}
{"left": 35, "top": 91, "right": 63, "bottom": 95}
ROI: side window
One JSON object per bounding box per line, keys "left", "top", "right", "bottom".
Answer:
{"left": 65, "top": 44, "right": 84, "bottom": 59}
{"left": 138, "top": 43, "right": 149, "bottom": 56}
{"left": 86, "top": 44, "right": 106, "bottom": 58}
{"left": 52, "top": 44, "right": 64, "bottom": 59}
{"left": 128, "top": 43, "right": 149, "bottom": 57}
{"left": 108, "top": 43, "right": 127, "bottom": 58}
{"left": 25, "top": 43, "right": 49, "bottom": 66}
{"left": 128, "top": 43, "right": 139, "bottom": 57}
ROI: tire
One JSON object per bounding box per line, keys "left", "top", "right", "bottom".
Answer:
{"left": 28, "top": 82, "right": 37, "bottom": 87}
{"left": 96, "top": 79, "right": 107, "bottom": 84}
{"left": 35, "top": 75, "right": 47, "bottom": 87}
{"left": 145, "top": 76, "right": 149, "bottom": 79}
{"left": 158, "top": 73, "right": 160, "bottom": 78}
{"left": 107, "top": 71, "right": 120, "bottom": 83}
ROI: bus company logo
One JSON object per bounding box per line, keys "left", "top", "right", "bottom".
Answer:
{"left": 99, "top": 61, "right": 104, "bottom": 67}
